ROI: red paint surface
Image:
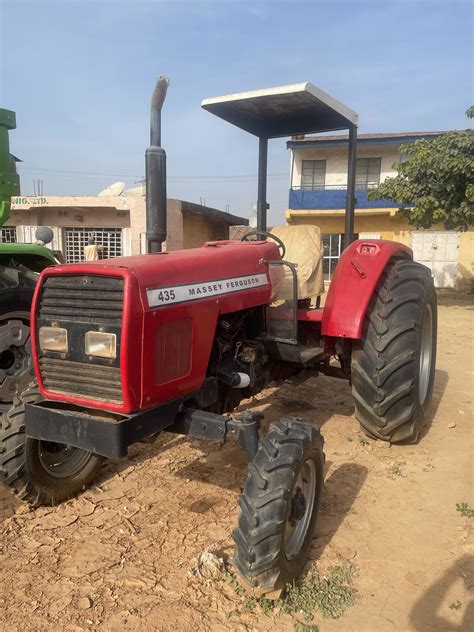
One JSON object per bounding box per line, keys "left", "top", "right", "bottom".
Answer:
{"left": 297, "top": 308, "right": 323, "bottom": 322}
{"left": 154, "top": 318, "right": 193, "bottom": 385}
{"left": 321, "top": 239, "right": 412, "bottom": 339}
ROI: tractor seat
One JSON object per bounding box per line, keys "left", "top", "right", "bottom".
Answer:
{"left": 270, "top": 225, "right": 325, "bottom": 301}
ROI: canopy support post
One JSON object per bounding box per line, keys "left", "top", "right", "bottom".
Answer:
{"left": 344, "top": 124, "right": 357, "bottom": 249}
{"left": 257, "top": 137, "right": 268, "bottom": 236}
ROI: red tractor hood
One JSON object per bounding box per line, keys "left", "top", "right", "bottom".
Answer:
{"left": 31, "top": 240, "right": 280, "bottom": 414}
{"left": 49, "top": 239, "right": 280, "bottom": 312}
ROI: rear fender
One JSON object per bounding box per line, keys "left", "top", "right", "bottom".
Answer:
{"left": 321, "top": 239, "right": 412, "bottom": 340}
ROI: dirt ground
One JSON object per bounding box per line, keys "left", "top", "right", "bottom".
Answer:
{"left": 0, "top": 295, "right": 472, "bottom": 632}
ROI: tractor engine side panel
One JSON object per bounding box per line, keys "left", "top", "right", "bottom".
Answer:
{"left": 321, "top": 239, "right": 413, "bottom": 339}
{"left": 138, "top": 240, "right": 278, "bottom": 409}
{"left": 141, "top": 300, "right": 220, "bottom": 408}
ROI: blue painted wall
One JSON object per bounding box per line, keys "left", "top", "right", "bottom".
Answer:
{"left": 288, "top": 188, "right": 396, "bottom": 210}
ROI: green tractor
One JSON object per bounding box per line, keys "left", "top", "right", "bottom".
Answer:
{"left": 0, "top": 108, "right": 57, "bottom": 411}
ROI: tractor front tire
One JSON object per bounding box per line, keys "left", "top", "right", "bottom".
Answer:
{"left": 0, "top": 383, "right": 104, "bottom": 506}
{"left": 233, "top": 417, "right": 325, "bottom": 594}
{"left": 351, "top": 259, "right": 437, "bottom": 443}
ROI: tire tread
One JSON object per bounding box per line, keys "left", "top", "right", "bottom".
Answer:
{"left": 351, "top": 259, "right": 437, "bottom": 443}
{"left": 233, "top": 417, "right": 325, "bottom": 592}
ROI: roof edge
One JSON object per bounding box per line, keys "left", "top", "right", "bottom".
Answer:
{"left": 180, "top": 200, "right": 248, "bottom": 226}
{"left": 287, "top": 130, "right": 447, "bottom": 148}
{"left": 201, "top": 82, "right": 309, "bottom": 107}
{"left": 304, "top": 82, "right": 358, "bottom": 127}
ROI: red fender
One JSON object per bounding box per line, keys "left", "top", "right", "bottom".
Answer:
{"left": 321, "top": 239, "right": 412, "bottom": 339}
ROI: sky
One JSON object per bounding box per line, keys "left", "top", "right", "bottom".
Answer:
{"left": 1, "top": 0, "right": 472, "bottom": 225}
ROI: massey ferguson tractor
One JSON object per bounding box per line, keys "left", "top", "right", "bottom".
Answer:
{"left": 0, "top": 79, "right": 437, "bottom": 593}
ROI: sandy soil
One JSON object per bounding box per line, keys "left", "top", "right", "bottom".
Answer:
{"left": 0, "top": 296, "right": 472, "bottom": 632}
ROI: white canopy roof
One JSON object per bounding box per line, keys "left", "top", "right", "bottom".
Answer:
{"left": 202, "top": 82, "right": 358, "bottom": 138}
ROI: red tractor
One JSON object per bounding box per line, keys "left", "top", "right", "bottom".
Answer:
{"left": 0, "top": 79, "right": 436, "bottom": 593}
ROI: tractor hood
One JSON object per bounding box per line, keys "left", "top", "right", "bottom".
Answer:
{"left": 30, "top": 239, "right": 280, "bottom": 414}
{"left": 41, "top": 239, "right": 280, "bottom": 312}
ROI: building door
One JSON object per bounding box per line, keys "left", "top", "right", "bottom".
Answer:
{"left": 64, "top": 227, "right": 123, "bottom": 263}
{"left": 411, "top": 231, "right": 459, "bottom": 288}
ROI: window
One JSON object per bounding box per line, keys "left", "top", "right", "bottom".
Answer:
{"left": 64, "top": 227, "right": 122, "bottom": 263}
{"left": 0, "top": 227, "right": 17, "bottom": 243}
{"left": 355, "top": 157, "right": 381, "bottom": 189}
{"left": 322, "top": 233, "right": 359, "bottom": 281}
{"left": 301, "top": 160, "right": 326, "bottom": 190}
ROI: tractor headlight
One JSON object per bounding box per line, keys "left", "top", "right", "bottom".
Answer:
{"left": 39, "top": 326, "right": 68, "bottom": 352}
{"left": 85, "top": 331, "right": 117, "bottom": 359}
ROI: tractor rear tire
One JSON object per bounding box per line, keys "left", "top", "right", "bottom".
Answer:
{"left": 351, "top": 259, "right": 437, "bottom": 443}
{"left": 0, "top": 382, "right": 104, "bottom": 506}
{"left": 233, "top": 417, "right": 325, "bottom": 593}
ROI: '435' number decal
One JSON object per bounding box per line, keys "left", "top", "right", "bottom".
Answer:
{"left": 157, "top": 289, "right": 176, "bottom": 303}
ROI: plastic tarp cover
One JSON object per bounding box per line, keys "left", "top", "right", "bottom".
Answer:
{"left": 270, "top": 225, "right": 324, "bottom": 300}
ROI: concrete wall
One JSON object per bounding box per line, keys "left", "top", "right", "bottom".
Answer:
{"left": 9, "top": 198, "right": 129, "bottom": 229}
{"left": 182, "top": 214, "right": 229, "bottom": 248}
{"left": 286, "top": 210, "right": 410, "bottom": 245}
{"left": 291, "top": 144, "right": 400, "bottom": 188}
{"left": 9, "top": 196, "right": 131, "bottom": 255}
{"left": 126, "top": 196, "right": 184, "bottom": 254}
{"left": 457, "top": 230, "right": 474, "bottom": 288}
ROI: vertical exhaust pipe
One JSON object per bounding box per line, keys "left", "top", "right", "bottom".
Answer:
{"left": 145, "top": 75, "right": 169, "bottom": 253}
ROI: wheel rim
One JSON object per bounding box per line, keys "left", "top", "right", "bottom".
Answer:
{"left": 0, "top": 314, "right": 33, "bottom": 407}
{"left": 419, "top": 304, "right": 433, "bottom": 406}
{"left": 37, "top": 441, "right": 93, "bottom": 479}
{"left": 284, "top": 459, "right": 317, "bottom": 559}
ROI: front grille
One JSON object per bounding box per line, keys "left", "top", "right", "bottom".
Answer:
{"left": 39, "top": 357, "right": 123, "bottom": 403}
{"left": 39, "top": 275, "right": 123, "bottom": 324}
{"left": 38, "top": 274, "right": 124, "bottom": 404}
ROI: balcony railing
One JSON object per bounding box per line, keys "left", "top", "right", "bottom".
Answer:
{"left": 289, "top": 185, "right": 395, "bottom": 210}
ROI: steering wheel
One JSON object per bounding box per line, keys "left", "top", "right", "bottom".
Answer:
{"left": 241, "top": 230, "right": 286, "bottom": 259}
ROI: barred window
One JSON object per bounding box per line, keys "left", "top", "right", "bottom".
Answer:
{"left": 64, "top": 227, "right": 122, "bottom": 263}
{"left": 322, "top": 233, "right": 359, "bottom": 281}
{"left": 0, "top": 227, "right": 17, "bottom": 243}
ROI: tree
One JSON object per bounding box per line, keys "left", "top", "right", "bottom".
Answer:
{"left": 368, "top": 129, "right": 474, "bottom": 231}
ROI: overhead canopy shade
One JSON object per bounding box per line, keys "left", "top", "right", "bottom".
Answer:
{"left": 201, "top": 82, "right": 358, "bottom": 138}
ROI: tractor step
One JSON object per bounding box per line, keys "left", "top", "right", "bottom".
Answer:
{"left": 168, "top": 408, "right": 262, "bottom": 460}
{"left": 263, "top": 340, "right": 324, "bottom": 366}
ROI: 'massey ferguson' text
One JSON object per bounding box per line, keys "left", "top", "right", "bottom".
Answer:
{"left": 147, "top": 273, "right": 268, "bottom": 307}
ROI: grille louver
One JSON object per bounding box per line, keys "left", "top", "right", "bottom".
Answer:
{"left": 39, "top": 275, "right": 123, "bottom": 324}
{"left": 39, "top": 357, "right": 123, "bottom": 403}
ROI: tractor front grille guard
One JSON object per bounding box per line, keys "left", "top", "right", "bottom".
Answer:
{"left": 36, "top": 274, "right": 124, "bottom": 404}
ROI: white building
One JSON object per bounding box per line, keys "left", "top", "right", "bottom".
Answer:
{"left": 4, "top": 192, "right": 247, "bottom": 262}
